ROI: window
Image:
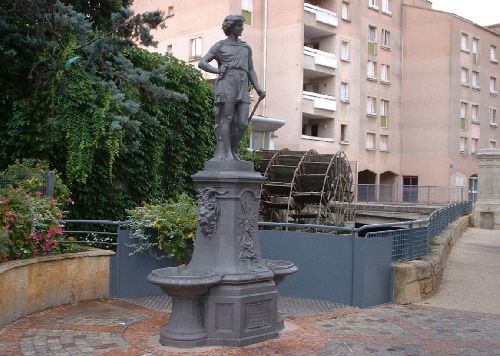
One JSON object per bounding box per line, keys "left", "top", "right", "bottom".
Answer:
{"left": 491, "top": 45, "right": 498, "bottom": 62}
{"left": 381, "top": 29, "right": 390, "bottom": 48}
{"left": 469, "top": 175, "right": 478, "bottom": 202}
{"left": 472, "top": 71, "right": 479, "bottom": 88}
{"left": 368, "top": 26, "right": 377, "bottom": 43}
{"left": 167, "top": 6, "right": 174, "bottom": 17}
{"left": 471, "top": 104, "right": 479, "bottom": 123}
{"left": 381, "top": 0, "right": 391, "bottom": 13}
{"left": 367, "top": 60, "right": 377, "bottom": 79}
{"left": 190, "top": 37, "right": 202, "bottom": 59}
{"left": 471, "top": 138, "right": 478, "bottom": 154}
{"left": 367, "top": 96, "right": 377, "bottom": 115}
{"left": 490, "top": 76, "right": 498, "bottom": 94}
{"left": 380, "top": 135, "right": 388, "bottom": 151}
{"left": 461, "top": 33, "right": 469, "bottom": 52}
{"left": 460, "top": 137, "right": 467, "bottom": 153}
{"left": 340, "top": 125, "right": 349, "bottom": 143}
{"left": 489, "top": 140, "right": 497, "bottom": 148}
{"left": 304, "top": 83, "right": 320, "bottom": 93}
{"left": 490, "top": 107, "right": 497, "bottom": 125}
{"left": 381, "top": 64, "right": 390, "bottom": 82}
{"left": 341, "top": 41, "right": 350, "bottom": 61}
{"left": 366, "top": 133, "right": 375, "bottom": 150}
{"left": 368, "top": 26, "right": 377, "bottom": 55}
{"left": 460, "top": 102, "right": 467, "bottom": 130}
{"left": 472, "top": 38, "right": 479, "bottom": 54}
{"left": 369, "top": 0, "right": 378, "bottom": 9}
{"left": 341, "top": 2, "right": 350, "bottom": 21}
{"left": 340, "top": 82, "right": 349, "bottom": 102}
{"left": 461, "top": 67, "right": 469, "bottom": 85}
{"left": 241, "top": 0, "right": 253, "bottom": 25}
{"left": 166, "top": 44, "right": 173, "bottom": 55}
{"left": 472, "top": 38, "right": 479, "bottom": 64}
{"left": 302, "top": 123, "right": 319, "bottom": 137}
{"left": 380, "top": 99, "right": 389, "bottom": 127}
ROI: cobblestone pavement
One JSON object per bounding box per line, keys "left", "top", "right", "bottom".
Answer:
{"left": 1, "top": 299, "right": 500, "bottom": 355}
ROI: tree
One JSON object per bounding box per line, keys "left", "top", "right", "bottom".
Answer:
{"left": 0, "top": 1, "right": 215, "bottom": 219}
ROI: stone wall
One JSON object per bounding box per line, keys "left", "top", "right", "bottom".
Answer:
{"left": 0, "top": 248, "right": 113, "bottom": 329}
{"left": 393, "top": 215, "right": 471, "bottom": 304}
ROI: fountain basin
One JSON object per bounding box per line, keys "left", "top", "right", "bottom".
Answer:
{"left": 263, "top": 259, "right": 298, "bottom": 285}
{"left": 147, "top": 266, "right": 222, "bottom": 347}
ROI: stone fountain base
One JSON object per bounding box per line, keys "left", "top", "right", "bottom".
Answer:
{"left": 147, "top": 161, "right": 297, "bottom": 348}
{"left": 204, "top": 280, "right": 279, "bottom": 346}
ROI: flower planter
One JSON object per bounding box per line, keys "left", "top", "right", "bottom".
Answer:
{"left": 0, "top": 248, "right": 113, "bottom": 329}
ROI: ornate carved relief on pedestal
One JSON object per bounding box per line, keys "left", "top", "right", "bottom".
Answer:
{"left": 198, "top": 188, "right": 227, "bottom": 238}
{"left": 238, "top": 190, "right": 266, "bottom": 272}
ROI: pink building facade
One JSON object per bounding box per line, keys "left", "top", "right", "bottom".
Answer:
{"left": 133, "top": 0, "right": 500, "bottom": 199}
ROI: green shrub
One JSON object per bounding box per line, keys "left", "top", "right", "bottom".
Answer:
{"left": 0, "top": 159, "right": 71, "bottom": 206}
{"left": 0, "top": 187, "right": 71, "bottom": 262}
{"left": 126, "top": 193, "right": 198, "bottom": 261}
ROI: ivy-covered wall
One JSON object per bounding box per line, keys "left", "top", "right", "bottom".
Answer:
{"left": 0, "top": 1, "right": 215, "bottom": 219}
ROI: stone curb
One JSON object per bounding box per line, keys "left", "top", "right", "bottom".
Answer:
{"left": 0, "top": 247, "right": 114, "bottom": 274}
{"left": 393, "top": 215, "right": 472, "bottom": 304}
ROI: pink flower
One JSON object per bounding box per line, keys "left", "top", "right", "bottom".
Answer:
{"left": 5, "top": 222, "right": 11, "bottom": 231}
{"left": 35, "top": 191, "right": 43, "bottom": 196}
{"left": 31, "top": 231, "right": 43, "bottom": 242}
{"left": 49, "top": 199, "right": 57, "bottom": 206}
{"left": 47, "top": 226, "right": 56, "bottom": 237}
{"left": 42, "top": 242, "right": 52, "bottom": 252}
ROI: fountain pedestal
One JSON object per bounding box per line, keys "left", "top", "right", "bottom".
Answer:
{"left": 148, "top": 161, "right": 297, "bottom": 347}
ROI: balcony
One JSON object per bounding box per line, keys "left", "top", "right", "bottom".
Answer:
{"left": 302, "top": 91, "right": 336, "bottom": 119}
{"left": 304, "top": 3, "right": 338, "bottom": 40}
{"left": 303, "top": 46, "right": 337, "bottom": 79}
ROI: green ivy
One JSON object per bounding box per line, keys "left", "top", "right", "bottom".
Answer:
{"left": 0, "top": 2, "right": 215, "bottom": 220}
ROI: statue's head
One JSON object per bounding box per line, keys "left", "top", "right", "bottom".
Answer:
{"left": 222, "top": 14, "right": 245, "bottom": 36}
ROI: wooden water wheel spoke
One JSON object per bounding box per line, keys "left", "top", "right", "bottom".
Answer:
{"left": 257, "top": 149, "right": 355, "bottom": 226}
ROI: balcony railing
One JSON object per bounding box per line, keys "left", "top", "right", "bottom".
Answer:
{"left": 303, "top": 46, "right": 337, "bottom": 69}
{"left": 302, "top": 91, "right": 337, "bottom": 112}
{"left": 304, "top": 3, "right": 338, "bottom": 27}
{"left": 355, "top": 184, "right": 467, "bottom": 205}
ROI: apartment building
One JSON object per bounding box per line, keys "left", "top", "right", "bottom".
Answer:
{"left": 133, "top": 0, "right": 500, "bottom": 198}
{"left": 402, "top": 5, "right": 500, "bottom": 196}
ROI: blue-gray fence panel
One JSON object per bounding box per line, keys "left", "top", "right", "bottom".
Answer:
{"left": 258, "top": 230, "right": 393, "bottom": 307}
{"left": 352, "top": 235, "right": 394, "bottom": 307}
{"left": 110, "top": 229, "right": 178, "bottom": 298}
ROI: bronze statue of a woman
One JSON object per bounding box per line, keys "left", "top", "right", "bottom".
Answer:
{"left": 198, "top": 14, "right": 266, "bottom": 161}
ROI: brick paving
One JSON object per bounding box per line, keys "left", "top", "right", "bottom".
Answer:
{"left": 1, "top": 299, "right": 500, "bottom": 355}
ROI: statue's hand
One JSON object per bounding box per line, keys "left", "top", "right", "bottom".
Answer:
{"left": 257, "top": 89, "right": 266, "bottom": 98}
{"left": 218, "top": 64, "right": 229, "bottom": 76}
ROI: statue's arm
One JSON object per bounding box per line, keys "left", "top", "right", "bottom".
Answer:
{"left": 198, "top": 45, "right": 223, "bottom": 75}
{"left": 247, "top": 48, "right": 266, "bottom": 97}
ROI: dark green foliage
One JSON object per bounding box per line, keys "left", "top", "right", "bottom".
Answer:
{"left": 0, "top": 1, "right": 215, "bottom": 219}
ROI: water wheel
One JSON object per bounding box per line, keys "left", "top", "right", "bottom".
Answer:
{"left": 257, "top": 149, "right": 355, "bottom": 226}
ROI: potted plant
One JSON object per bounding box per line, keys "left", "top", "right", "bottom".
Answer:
{"left": 126, "top": 193, "right": 198, "bottom": 264}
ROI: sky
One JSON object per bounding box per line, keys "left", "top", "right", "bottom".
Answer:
{"left": 430, "top": 0, "right": 500, "bottom": 26}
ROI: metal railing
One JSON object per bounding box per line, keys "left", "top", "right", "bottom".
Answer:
{"left": 355, "top": 184, "right": 466, "bottom": 205}
{"left": 259, "top": 201, "right": 472, "bottom": 262}
{"left": 59, "top": 201, "right": 472, "bottom": 264}
{"left": 0, "top": 171, "right": 56, "bottom": 198}
{"left": 62, "top": 220, "right": 122, "bottom": 250}
{"left": 364, "top": 201, "right": 472, "bottom": 261}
